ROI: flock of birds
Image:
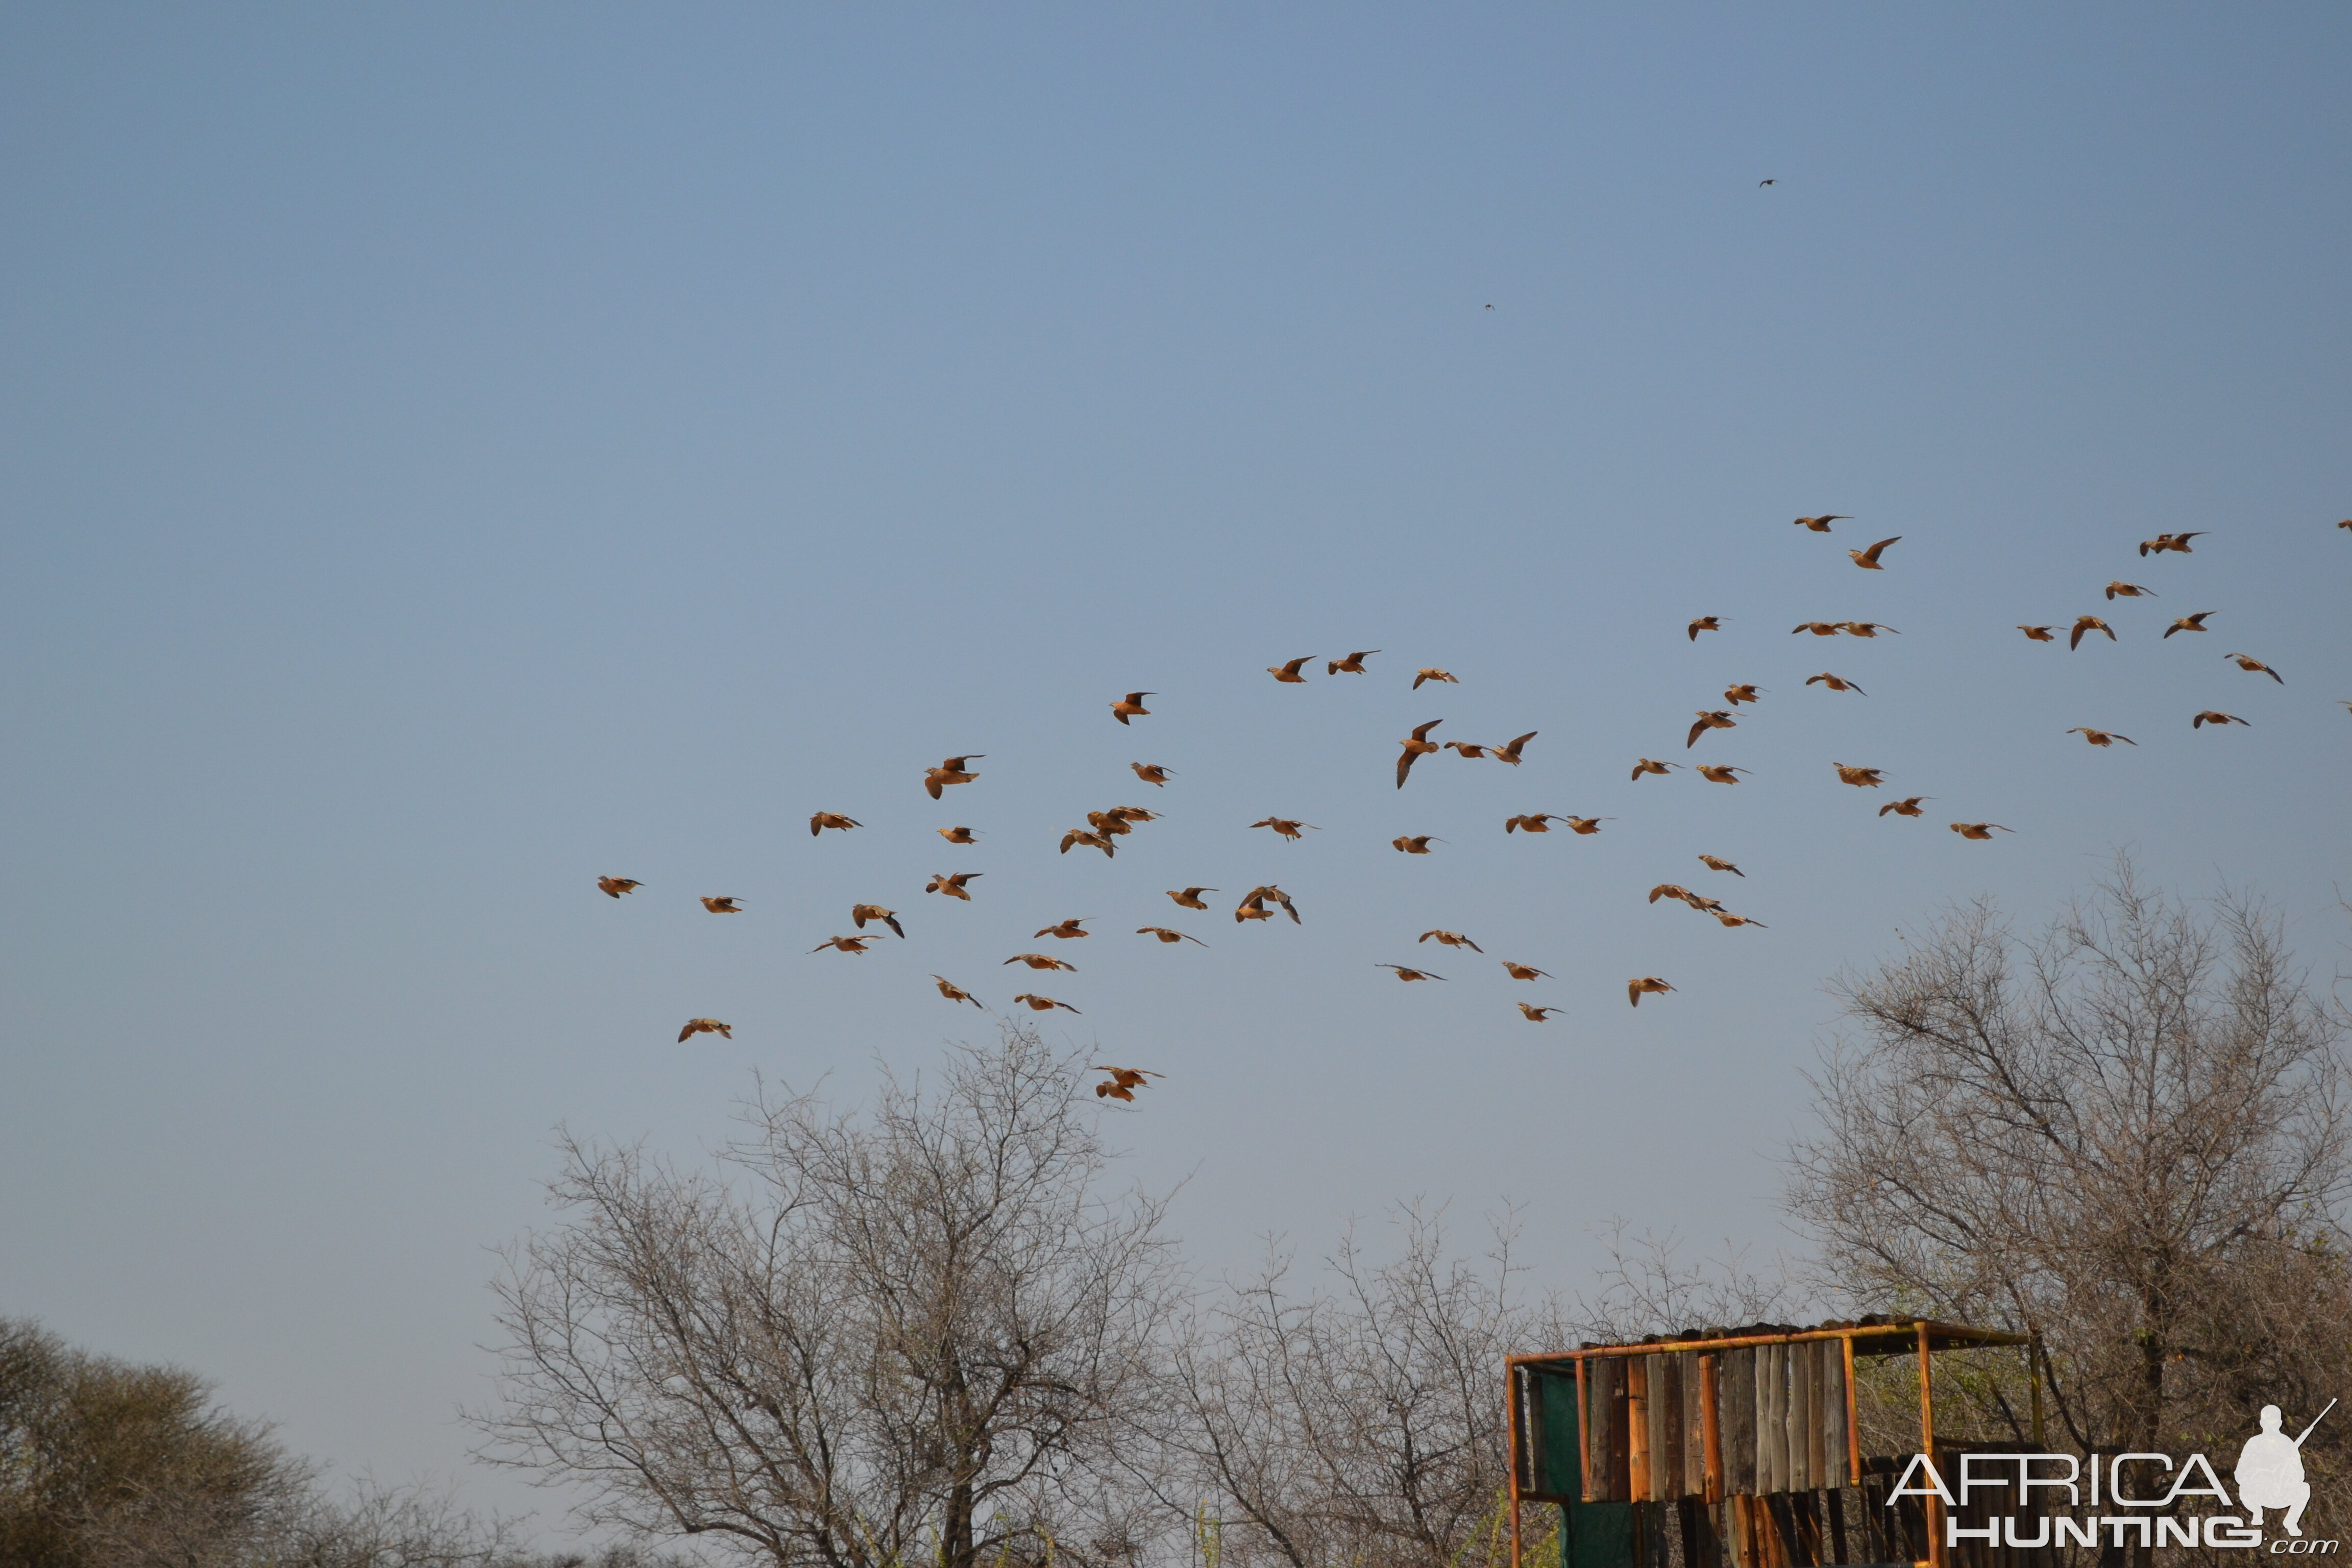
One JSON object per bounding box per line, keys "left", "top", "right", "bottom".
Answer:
{"left": 614, "top": 518, "right": 2352, "bottom": 1107}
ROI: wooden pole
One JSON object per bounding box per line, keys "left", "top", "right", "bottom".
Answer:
{"left": 1577, "top": 1355, "right": 1592, "bottom": 1504}
{"left": 1916, "top": 1323, "right": 1939, "bottom": 1568}
{"left": 1843, "top": 1332, "right": 1862, "bottom": 1488}
{"left": 2028, "top": 1333, "right": 2045, "bottom": 1447}
{"left": 1701, "top": 1353, "right": 1724, "bottom": 1504}
{"left": 1508, "top": 1365, "right": 1523, "bottom": 1568}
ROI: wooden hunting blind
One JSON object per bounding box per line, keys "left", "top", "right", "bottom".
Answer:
{"left": 1507, "top": 1317, "right": 2040, "bottom": 1568}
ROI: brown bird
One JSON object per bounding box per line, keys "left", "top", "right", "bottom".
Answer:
{"left": 1793, "top": 515, "right": 1847, "bottom": 532}
{"left": 2225, "top": 653, "right": 2284, "bottom": 684}
{"left": 1793, "top": 621, "right": 1844, "bottom": 636}
{"left": 1136, "top": 926, "right": 1208, "bottom": 946}
{"left": 1724, "top": 683, "right": 1764, "bottom": 705}
{"left": 2192, "top": 711, "right": 2249, "bottom": 729}
{"left": 1685, "top": 892, "right": 1727, "bottom": 914}
{"left": 1014, "top": 993, "right": 1081, "bottom": 1014}
{"left": 1004, "top": 952, "right": 1079, "bottom": 972}
{"left": 923, "top": 756, "right": 983, "bottom": 799}
{"left": 1711, "top": 912, "right": 1768, "bottom": 929}
{"left": 1949, "top": 822, "right": 2015, "bottom": 841}
{"left": 597, "top": 876, "right": 642, "bottom": 898}
{"left": 1443, "top": 740, "right": 1494, "bottom": 758}
{"left": 1833, "top": 763, "right": 1885, "bottom": 787}
{"left": 1840, "top": 621, "right": 1898, "bottom": 638}
{"left": 937, "top": 826, "right": 980, "bottom": 844}
{"left": 2018, "top": 625, "right": 2057, "bottom": 642}
{"left": 1378, "top": 964, "right": 1447, "bottom": 982}
{"left": 1805, "top": 672, "right": 1866, "bottom": 694}
{"left": 1251, "top": 817, "right": 1317, "bottom": 840}
{"left": 1036, "top": 918, "right": 1092, "bottom": 940}
{"left": 1628, "top": 976, "right": 1675, "bottom": 1007}
{"left": 1412, "top": 668, "right": 1460, "bottom": 689}
{"left": 1110, "top": 692, "right": 1154, "bottom": 724}
{"left": 1698, "top": 855, "right": 1744, "bottom": 876}
{"left": 1631, "top": 757, "right": 1681, "bottom": 780}
{"left": 1396, "top": 720, "right": 1443, "bottom": 788}
{"left": 1647, "top": 884, "right": 1696, "bottom": 905}
{"left": 1696, "top": 764, "right": 1748, "bottom": 784}
{"left": 1563, "top": 816, "right": 1610, "bottom": 835}
{"left": 1688, "top": 616, "right": 1726, "bottom": 640}
{"left": 1131, "top": 763, "right": 1174, "bottom": 786}
{"left": 1491, "top": 731, "right": 1537, "bottom": 765}
{"left": 1327, "top": 650, "right": 1380, "bottom": 675}
{"left": 2066, "top": 727, "right": 2136, "bottom": 748}
{"left": 1085, "top": 811, "right": 1133, "bottom": 838}
{"left": 1268, "top": 656, "right": 1314, "bottom": 683}
{"left": 1059, "top": 828, "right": 1116, "bottom": 857}
{"left": 1392, "top": 835, "right": 1443, "bottom": 854}
{"left": 1849, "top": 536, "right": 1901, "bottom": 570}
{"left": 2069, "top": 616, "right": 2115, "bottom": 650}
{"left": 2341, "top": 521, "right": 2352, "bottom": 531}
{"left": 851, "top": 904, "right": 906, "bottom": 937}
{"left": 678, "top": 1018, "right": 732, "bottom": 1042}
{"left": 1234, "top": 898, "right": 1275, "bottom": 923}
{"left": 931, "top": 975, "right": 984, "bottom": 1008}
{"left": 810, "top": 812, "right": 862, "bottom": 836}
{"left": 1878, "top": 796, "right": 1933, "bottom": 818}
{"left": 2163, "top": 612, "right": 2214, "bottom": 639}
{"left": 701, "top": 896, "right": 744, "bottom": 914}
{"left": 1091, "top": 1066, "right": 1160, "bottom": 1101}
{"left": 1517, "top": 1004, "right": 1562, "bottom": 1021}
{"left": 1239, "top": 885, "right": 1300, "bottom": 923}
{"left": 1501, "top": 961, "right": 1554, "bottom": 981}
{"left": 1419, "top": 929, "right": 1482, "bottom": 952}
{"left": 812, "top": 934, "right": 879, "bottom": 954}
{"left": 2105, "top": 581, "right": 2156, "bottom": 601}
{"left": 1686, "top": 710, "right": 1738, "bottom": 748}
{"left": 1167, "top": 887, "right": 1217, "bottom": 911}
{"left": 1503, "top": 813, "right": 1558, "bottom": 833}
{"left": 2140, "top": 532, "right": 2204, "bottom": 556}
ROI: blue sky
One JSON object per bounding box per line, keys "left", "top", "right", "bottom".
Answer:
{"left": 4, "top": 2, "right": 2348, "bottom": 1529}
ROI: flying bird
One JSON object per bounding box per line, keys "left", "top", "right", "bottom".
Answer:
{"left": 1949, "top": 822, "right": 2015, "bottom": 841}
{"left": 1136, "top": 926, "right": 1208, "bottom": 945}
{"left": 1711, "top": 912, "right": 1769, "bottom": 929}
{"left": 1687, "top": 710, "right": 1738, "bottom": 748}
{"left": 1492, "top": 731, "right": 1538, "bottom": 766}
{"left": 597, "top": 876, "right": 641, "bottom": 898}
{"left": 1504, "top": 814, "right": 1565, "bottom": 833}
{"left": 701, "top": 897, "right": 744, "bottom": 914}
{"left": 923, "top": 757, "right": 983, "bottom": 799}
{"left": 1059, "top": 829, "right": 1116, "bottom": 857}
{"left": 1238, "top": 886, "right": 1301, "bottom": 924}
{"left": 1793, "top": 515, "right": 1847, "bottom": 532}
{"left": 2140, "top": 532, "right": 2204, "bottom": 556}
{"left": 1841, "top": 622, "right": 1898, "bottom": 638}
{"left": 1378, "top": 964, "right": 1447, "bottom": 982}
{"left": 1396, "top": 720, "right": 1444, "bottom": 788}
{"left": 810, "top": 813, "right": 861, "bottom": 836}
{"left": 1004, "top": 953, "right": 1079, "bottom": 972}
{"left": 1648, "top": 884, "right": 1697, "bottom": 905}
{"left": 1688, "top": 616, "right": 1726, "bottom": 641}
{"left": 678, "top": 1018, "right": 732, "bottom": 1042}
{"left": 2225, "top": 653, "right": 2284, "bottom": 683}
{"left": 931, "top": 976, "right": 984, "bottom": 1007}
{"left": 1631, "top": 758, "right": 1681, "bottom": 780}
{"left": 1698, "top": 855, "right": 1744, "bottom": 876}
{"left": 1805, "top": 672, "right": 1866, "bottom": 694}
{"left": 1035, "top": 918, "right": 1092, "bottom": 940}
{"left": 1833, "top": 764, "right": 1885, "bottom": 788}
{"left": 1419, "top": 929, "right": 1483, "bottom": 952}
{"left": 1628, "top": 977, "right": 1675, "bottom": 1007}
{"left": 1758, "top": 179, "right": 1776, "bottom": 188}
{"left": 1328, "top": 650, "right": 1380, "bottom": 674}
{"left": 1131, "top": 763, "right": 1174, "bottom": 786}
{"left": 2105, "top": 581, "right": 2156, "bottom": 601}
{"left": 2163, "top": 612, "right": 2214, "bottom": 639}
{"left": 2069, "top": 616, "right": 2115, "bottom": 650}
{"left": 2066, "top": 727, "right": 2136, "bottom": 748}
{"left": 851, "top": 904, "right": 905, "bottom": 937}
{"left": 1793, "top": 621, "right": 1844, "bottom": 636}
{"left": 937, "top": 826, "right": 979, "bottom": 844}
{"left": 1563, "top": 816, "right": 1610, "bottom": 835}
{"left": 2192, "top": 711, "right": 2249, "bottom": 729}
{"left": 2018, "top": 625, "right": 2056, "bottom": 642}
{"left": 1443, "top": 740, "right": 1496, "bottom": 758}
{"left": 1412, "top": 668, "right": 1460, "bottom": 689}
{"left": 1110, "top": 692, "right": 1154, "bottom": 724}
{"left": 812, "top": 934, "right": 880, "bottom": 954}
{"left": 1501, "top": 962, "right": 1554, "bottom": 981}
{"left": 1724, "top": 683, "right": 1764, "bottom": 705}
{"left": 1878, "top": 796, "right": 1933, "bottom": 818}
{"left": 1167, "top": 887, "right": 1217, "bottom": 910}
{"left": 1251, "top": 817, "right": 1317, "bottom": 840}
{"left": 1392, "top": 835, "right": 1443, "bottom": 854}
{"left": 1091, "top": 1066, "right": 1160, "bottom": 1101}
{"left": 1015, "top": 994, "right": 1081, "bottom": 1014}
{"left": 1517, "top": 1004, "right": 1562, "bottom": 1021}
{"left": 1268, "top": 656, "right": 1314, "bottom": 683}
{"left": 1849, "top": 536, "right": 1901, "bottom": 570}
{"left": 1696, "top": 764, "right": 1749, "bottom": 784}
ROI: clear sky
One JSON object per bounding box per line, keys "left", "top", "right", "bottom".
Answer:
{"left": 4, "top": 1, "right": 2348, "bottom": 1531}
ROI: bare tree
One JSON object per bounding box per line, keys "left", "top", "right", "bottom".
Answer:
{"left": 474, "top": 1027, "right": 1182, "bottom": 1568}
{"left": 1784, "top": 863, "right": 2352, "bottom": 1547}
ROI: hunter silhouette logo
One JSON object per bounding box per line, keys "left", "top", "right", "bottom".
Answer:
{"left": 2239, "top": 1400, "right": 2333, "bottom": 1537}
